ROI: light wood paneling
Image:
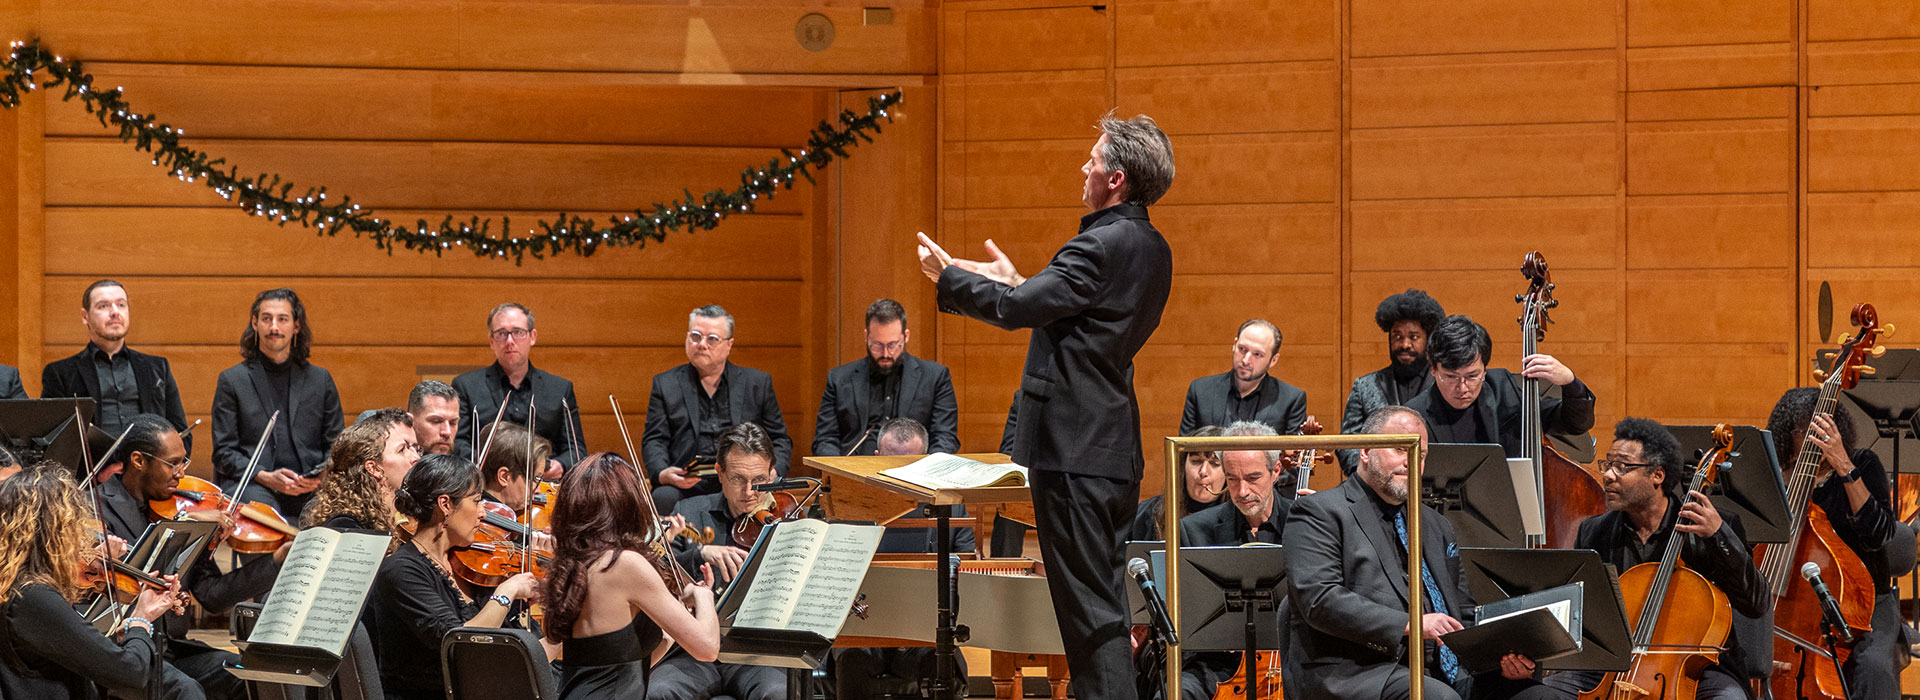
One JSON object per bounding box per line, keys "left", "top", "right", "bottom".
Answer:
{"left": 1626, "top": 0, "right": 1792, "bottom": 47}
{"left": 1115, "top": 0, "right": 1338, "bottom": 67}
{"left": 1351, "top": 52, "right": 1615, "bottom": 129}
{"left": 1350, "top": 0, "right": 1615, "bottom": 57}
{"left": 1349, "top": 123, "right": 1618, "bottom": 200}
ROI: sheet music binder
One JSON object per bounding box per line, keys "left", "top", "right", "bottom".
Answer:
{"left": 1440, "top": 582, "right": 1584, "bottom": 675}
{"left": 713, "top": 520, "right": 868, "bottom": 670}
{"left": 223, "top": 527, "right": 390, "bottom": 687}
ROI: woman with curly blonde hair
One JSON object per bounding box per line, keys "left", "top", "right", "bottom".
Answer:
{"left": 305, "top": 409, "right": 420, "bottom": 532}
{"left": 0, "top": 464, "right": 196, "bottom": 699}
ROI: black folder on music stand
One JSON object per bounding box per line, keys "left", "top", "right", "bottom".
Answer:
{"left": 0, "top": 398, "right": 95, "bottom": 476}
{"left": 1421, "top": 443, "right": 1528, "bottom": 550}
{"left": 1459, "top": 548, "right": 1631, "bottom": 672}
{"left": 1668, "top": 425, "right": 1792, "bottom": 544}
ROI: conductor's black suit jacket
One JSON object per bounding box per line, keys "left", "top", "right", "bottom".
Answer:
{"left": 935, "top": 204, "right": 1173, "bottom": 479}
{"left": 1285, "top": 477, "right": 1475, "bottom": 699}
{"left": 812, "top": 352, "right": 960, "bottom": 456}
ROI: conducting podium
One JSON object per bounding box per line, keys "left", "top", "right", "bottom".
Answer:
{"left": 803, "top": 452, "right": 1036, "bottom": 699}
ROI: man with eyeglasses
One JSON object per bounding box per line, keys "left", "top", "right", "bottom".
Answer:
{"left": 452, "top": 302, "right": 586, "bottom": 477}
{"left": 1404, "top": 314, "right": 1595, "bottom": 458}
{"left": 643, "top": 304, "right": 792, "bottom": 513}
{"left": 813, "top": 298, "right": 959, "bottom": 457}
{"left": 97, "top": 414, "right": 287, "bottom": 700}
{"left": 1339, "top": 289, "right": 1446, "bottom": 474}
{"left": 211, "top": 287, "right": 343, "bottom": 520}
{"left": 655, "top": 422, "right": 786, "bottom": 700}
{"left": 1536, "top": 417, "right": 1766, "bottom": 699}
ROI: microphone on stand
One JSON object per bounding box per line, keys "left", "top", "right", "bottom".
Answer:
{"left": 1128, "top": 558, "right": 1179, "bottom": 647}
{"left": 1801, "top": 562, "right": 1855, "bottom": 644}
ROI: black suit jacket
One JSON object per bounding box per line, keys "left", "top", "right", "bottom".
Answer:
{"left": 1285, "top": 478, "right": 1475, "bottom": 700}
{"left": 97, "top": 476, "right": 280, "bottom": 641}
{"left": 1178, "top": 489, "right": 1292, "bottom": 546}
{"left": 1403, "top": 368, "right": 1595, "bottom": 459}
{"left": 41, "top": 345, "right": 189, "bottom": 451}
{"left": 813, "top": 352, "right": 959, "bottom": 456}
{"left": 0, "top": 364, "right": 23, "bottom": 400}
{"left": 642, "top": 362, "right": 791, "bottom": 477}
{"left": 936, "top": 204, "right": 1173, "bottom": 479}
{"left": 1179, "top": 372, "right": 1307, "bottom": 436}
{"left": 211, "top": 360, "right": 343, "bottom": 485}
{"left": 453, "top": 362, "right": 586, "bottom": 468}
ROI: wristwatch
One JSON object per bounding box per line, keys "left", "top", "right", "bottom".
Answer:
{"left": 1837, "top": 469, "right": 1861, "bottom": 484}
{"left": 489, "top": 594, "right": 513, "bottom": 608}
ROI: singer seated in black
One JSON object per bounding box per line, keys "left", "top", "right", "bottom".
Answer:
{"left": 1766, "top": 388, "right": 1906, "bottom": 699}
{"left": 0, "top": 464, "right": 203, "bottom": 700}
{"left": 541, "top": 452, "right": 720, "bottom": 700}
{"left": 304, "top": 409, "right": 420, "bottom": 534}
{"left": 1129, "top": 426, "right": 1227, "bottom": 542}
{"left": 654, "top": 423, "right": 785, "bottom": 700}
{"left": 368, "top": 454, "right": 543, "bottom": 700}
{"left": 1539, "top": 418, "right": 1767, "bottom": 700}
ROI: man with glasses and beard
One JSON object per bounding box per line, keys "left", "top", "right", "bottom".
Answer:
{"left": 643, "top": 304, "right": 793, "bottom": 513}
{"left": 211, "top": 287, "right": 343, "bottom": 518}
{"left": 1403, "top": 314, "right": 1594, "bottom": 459}
{"left": 1340, "top": 289, "right": 1445, "bottom": 474}
{"left": 453, "top": 302, "right": 586, "bottom": 477}
{"left": 813, "top": 298, "right": 959, "bottom": 457}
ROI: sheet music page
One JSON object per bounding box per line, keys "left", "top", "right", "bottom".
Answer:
{"left": 250, "top": 528, "right": 341, "bottom": 646}
{"left": 290, "top": 532, "right": 389, "bottom": 653}
{"left": 784, "top": 523, "right": 884, "bottom": 638}
{"left": 1505, "top": 458, "right": 1544, "bottom": 538}
{"left": 1477, "top": 598, "right": 1573, "bottom": 634}
{"left": 881, "top": 452, "right": 1028, "bottom": 490}
{"left": 731, "top": 520, "right": 829, "bottom": 629}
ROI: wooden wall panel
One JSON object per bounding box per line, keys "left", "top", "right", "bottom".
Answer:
{"left": 1350, "top": 0, "right": 1615, "bottom": 56}
{"left": 1626, "top": 120, "right": 1794, "bottom": 195}
{"left": 1117, "top": 63, "right": 1339, "bottom": 135}
{"left": 1349, "top": 124, "right": 1618, "bottom": 200}
{"left": 1627, "top": 0, "right": 1793, "bottom": 47}
{"left": 1350, "top": 53, "right": 1615, "bottom": 129}
{"left": 1626, "top": 194, "right": 1796, "bottom": 269}
{"left": 1349, "top": 197, "right": 1618, "bottom": 271}
{"left": 1115, "top": 0, "right": 1338, "bottom": 66}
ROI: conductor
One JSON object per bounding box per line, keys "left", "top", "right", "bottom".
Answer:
{"left": 916, "top": 113, "right": 1175, "bottom": 700}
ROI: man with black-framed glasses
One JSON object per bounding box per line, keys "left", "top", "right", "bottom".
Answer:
{"left": 1404, "top": 314, "right": 1595, "bottom": 459}
{"left": 813, "top": 298, "right": 959, "bottom": 457}
{"left": 452, "top": 302, "right": 585, "bottom": 476}
{"left": 643, "top": 304, "right": 792, "bottom": 513}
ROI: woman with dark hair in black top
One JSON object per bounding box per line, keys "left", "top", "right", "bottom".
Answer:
{"left": 366, "top": 453, "right": 539, "bottom": 700}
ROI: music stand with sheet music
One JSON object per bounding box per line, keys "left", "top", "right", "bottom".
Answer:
{"left": 0, "top": 398, "right": 95, "bottom": 476}
{"left": 1421, "top": 443, "right": 1528, "bottom": 550}
{"left": 84, "top": 518, "right": 219, "bottom": 632}
{"left": 1667, "top": 425, "right": 1792, "bottom": 545}
{"left": 1458, "top": 548, "right": 1631, "bottom": 672}
{"left": 1164, "top": 546, "right": 1288, "bottom": 700}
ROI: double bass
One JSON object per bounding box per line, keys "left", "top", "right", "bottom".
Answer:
{"left": 1576, "top": 425, "right": 1738, "bottom": 700}
{"left": 1515, "top": 252, "right": 1608, "bottom": 548}
{"left": 1757, "top": 303, "right": 1886, "bottom": 700}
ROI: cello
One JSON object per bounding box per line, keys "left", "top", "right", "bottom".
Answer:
{"left": 1576, "top": 425, "right": 1738, "bottom": 700}
{"left": 1515, "top": 252, "right": 1609, "bottom": 548}
{"left": 1758, "top": 303, "right": 1886, "bottom": 700}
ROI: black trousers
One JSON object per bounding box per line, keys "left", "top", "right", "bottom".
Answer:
{"left": 1030, "top": 470, "right": 1139, "bottom": 700}
{"left": 1842, "top": 590, "right": 1908, "bottom": 699}
{"left": 165, "top": 645, "right": 241, "bottom": 700}
{"left": 646, "top": 651, "right": 784, "bottom": 700}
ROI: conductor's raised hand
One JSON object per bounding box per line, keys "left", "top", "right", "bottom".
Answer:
{"left": 916, "top": 232, "right": 953, "bottom": 282}
{"left": 950, "top": 238, "right": 1025, "bottom": 288}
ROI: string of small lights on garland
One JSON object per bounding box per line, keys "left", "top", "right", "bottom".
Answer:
{"left": 0, "top": 38, "right": 900, "bottom": 263}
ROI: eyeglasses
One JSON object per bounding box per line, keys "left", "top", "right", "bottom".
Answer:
{"left": 1598, "top": 459, "right": 1653, "bottom": 477}
{"left": 867, "top": 340, "right": 905, "bottom": 353}
{"left": 1435, "top": 371, "right": 1485, "bottom": 389}
{"left": 722, "top": 473, "right": 774, "bottom": 489}
{"left": 489, "top": 328, "right": 532, "bottom": 343}
{"left": 688, "top": 331, "right": 732, "bottom": 347}
{"left": 141, "top": 451, "right": 192, "bottom": 477}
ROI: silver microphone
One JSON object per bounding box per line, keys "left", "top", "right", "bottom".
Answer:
{"left": 1800, "top": 562, "right": 1854, "bottom": 644}
{"left": 1129, "top": 557, "right": 1179, "bottom": 646}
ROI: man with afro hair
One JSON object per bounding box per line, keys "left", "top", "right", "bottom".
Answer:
{"left": 1338, "top": 289, "right": 1445, "bottom": 474}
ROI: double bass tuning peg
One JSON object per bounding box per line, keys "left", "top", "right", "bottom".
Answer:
{"left": 1883, "top": 323, "right": 1897, "bottom": 339}
{"left": 1873, "top": 345, "right": 1888, "bottom": 358}
{"left": 1858, "top": 365, "right": 1878, "bottom": 376}
{"left": 1513, "top": 293, "right": 1526, "bottom": 303}
{"left": 1814, "top": 369, "right": 1830, "bottom": 382}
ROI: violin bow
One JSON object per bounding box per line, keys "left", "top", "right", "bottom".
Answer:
{"left": 472, "top": 398, "right": 511, "bottom": 474}
{"left": 561, "top": 396, "right": 581, "bottom": 469}
{"left": 224, "top": 411, "right": 280, "bottom": 520}
{"left": 522, "top": 392, "right": 536, "bottom": 576}
{"left": 607, "top": 395, "right": 668, "bottom": 545}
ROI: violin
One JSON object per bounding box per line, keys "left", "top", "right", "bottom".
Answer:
{"left": 1758, "top": 303, "right": 1886, "bottom": 700}
{"left": 521, "top": 479, "right": 559, "bottom": 532}
{"left": 1515, "top": 252, "right": 1608, "bottom": 548}
{"left": 731, "top": 490, "right": 802, "bottom": 549}
{"left": 1576, "top": 425, "right": 1737, "bottom": 700}
{"left": 452, "top": 501, "right": 554, "bottom": 587}
{"left": 149, "top": 475, "right": 300, "bottom": 553}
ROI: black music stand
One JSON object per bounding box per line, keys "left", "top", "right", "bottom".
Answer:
{"left": 1166, "top": 546, "right": 1288, "bottom": 700}
{"left": 1458, "top": 548, "right": 1631, "bottom": 672}
{"left": 1668, "top": 425, "right": 1792, "bottom": 545}
{"left": 1125, "top": 540, "right": 1166, "bottom": 625}
{"left": 1421, "top": 443, "right": 1528, "bottom": 549}
{"left": 716, "top": 520, "right": 866, "bottom": 700}
{"left": 84, "top": 518, "right": 219, "bottom": 633}
{"left": 0, "top": 398, "right": 95, "bottom": 476}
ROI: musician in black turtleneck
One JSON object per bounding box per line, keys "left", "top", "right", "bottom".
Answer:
{"left": 211, "top": 288, "right": 343, "bottom": 520}
{"left": 1339, "top": 289, "right": 1446, "bottom": 474}
{"left": 1404, "top": 315, "right": 1595, "bottom": 459}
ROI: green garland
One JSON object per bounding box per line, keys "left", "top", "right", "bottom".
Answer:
{"left": 0, "top": 38, "right": 900, "bottom": 263}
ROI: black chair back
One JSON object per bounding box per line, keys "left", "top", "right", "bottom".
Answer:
{"left": 441, "top": 627, "right": 557, "bottom": 699}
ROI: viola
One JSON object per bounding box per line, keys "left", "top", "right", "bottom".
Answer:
{"left": 731, "top": 490, "right": 802, "bottom": 549}
{"left": 1576, "top": 425, "right": 1737, "bottom": 700}
{"left": 1211, "top": 651, "right": 1281, "bottom": 700}
{"left": 451, "top": 501, "right": 553, "bottom": 587}
{"left": 1515, "top": 252, "right": 1608, "bottom": 548}
{"left": 1758, "top": 303, "right": 1887, "bottom": 700}
{"left": 148, "top": 475, "right": 300, "bottom": 553}
{"left": 522, "top": 479, "right": 559, "bottom": 532}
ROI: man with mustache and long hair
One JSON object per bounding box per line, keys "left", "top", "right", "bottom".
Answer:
{"left": 211, "top": 287, "right": 343, "bottom": 519}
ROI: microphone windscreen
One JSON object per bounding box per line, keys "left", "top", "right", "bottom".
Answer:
{"left": 1800, "top": 561, "right": 1822, "bottom": 581}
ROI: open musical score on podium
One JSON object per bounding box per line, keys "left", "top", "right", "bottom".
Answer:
{"left": 880, "top": 452, "right": 1029, "bottom": 490}
{"left": 226, "top": 527, "right": 392, "bottom": 686}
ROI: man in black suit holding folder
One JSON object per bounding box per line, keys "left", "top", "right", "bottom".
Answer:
{"left": 917, "top": 113, "right": 1175, "bottom": 700}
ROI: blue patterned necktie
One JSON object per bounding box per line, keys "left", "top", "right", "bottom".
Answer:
{"left": 1395, "top": 510, "right": 1461, "bottom": 682}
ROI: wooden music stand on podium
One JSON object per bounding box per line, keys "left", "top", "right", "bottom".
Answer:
{"left": 803, "top": 453, "right": 1034, "bottom": 700}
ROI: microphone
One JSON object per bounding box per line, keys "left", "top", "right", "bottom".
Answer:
{"left": 754, "top": 478, "right": 815, "bottom": 493}
{"left": 1128, "top": 558, "right": 1179, "bottom": 647}
{"left": 1800, "top": 562, "right": 1855, "bottom": 644}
